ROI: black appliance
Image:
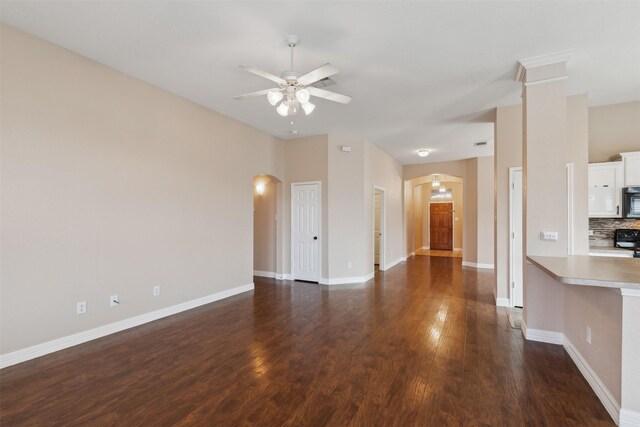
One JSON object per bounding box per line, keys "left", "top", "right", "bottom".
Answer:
{"left": 622, "top": 187, "right": 640, "bottom": 219}
{"left": 614, "top": 229, "right": 640, "bottom": 258}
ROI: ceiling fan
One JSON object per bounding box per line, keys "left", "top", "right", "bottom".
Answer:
{"left": 234, "top": 35, "right": 351, "bottom": 117}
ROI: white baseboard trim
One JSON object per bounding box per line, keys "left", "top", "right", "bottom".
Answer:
{"left": 495, "top": 297, "right": 510, "bottom": 307}
{"left": 253, "top": 270, "right": 276, "bottom": 278}
{"left": 620, "top": 409, "right": 640, "bottom": 426}
{"left": 522, "top": 322, "right": 564, "bottom": 345}
{"left": 0, "top": 283, "right": 255, "bottom": 369}
{"left": 420, "top": 246, "right": 430, "bottom": 250}
{"left": 320, "top": 272, "right": 375, "bottom": 285}
{"left": 408, "top": 252, "right": 416, "bottom": 258}
{"left": 521, "top": 324, "right": 621, "bottom": 425}
{"left": 383, "top": 256, "right": 405, "bottom": 271}
{"left": 461, "top": 261, "right": 495, "bottom": 269}
{"left": 563, "top": 337, "right": 620, "bottom": 423}
{"left": 275, "top": 273, "right": 293, "bottom": 280}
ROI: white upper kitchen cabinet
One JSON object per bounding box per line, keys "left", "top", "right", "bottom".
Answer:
{"left": 613, "top": 152, "right": 640, "bottom": 186}
{"left": 588, "top": 161, "right": 623, "bottom": 217}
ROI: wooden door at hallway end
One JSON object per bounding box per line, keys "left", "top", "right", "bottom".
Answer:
{"left": 430, "top": 203, "right": 453, "bottom": 250}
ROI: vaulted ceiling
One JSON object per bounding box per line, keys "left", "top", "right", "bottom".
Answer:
{"left": 1, "top": 1, "right": 639, "bottom": 164}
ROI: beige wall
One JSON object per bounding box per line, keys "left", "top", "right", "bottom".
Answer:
{"left": 413, "top": 185, "right": 424, "bottom": 250}
{"left": 284, "top": 135, "right": 329, "bottom": 279}
{"left": 253, "top": 177, "right": 278, "bottom": 273}
{"left": 465, "top": 158, "right": 479, "bottom": 264}
{"left": 589, "top": 101, "right": 640, "bottom": 162}
{"left": 494, "top": 104, "right": 522, "bottom": 301}
{"left": 564, "top": 285, "right": 622, "bottom": 404}
{"left": 476, "top": 156, "right": 494, "bottom": 266}
{"left": 1, "top": 24, "right": 286, "bottom": 354}
{"left": 364, "top": 142, "right": 405, "bottom": 271}
{"left": 327, "top": 135, "right": 366, "bottom": 278}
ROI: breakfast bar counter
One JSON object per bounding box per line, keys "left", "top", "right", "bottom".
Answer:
{"left": 524, "top": 254, "right": 640, "bottom": 424}
{"left": 526, "top": 255, "right": 640, "bottom": 290}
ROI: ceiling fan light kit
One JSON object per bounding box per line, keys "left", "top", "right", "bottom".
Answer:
{"left": 235, "top": 35, "right": 351, "bottom": 118}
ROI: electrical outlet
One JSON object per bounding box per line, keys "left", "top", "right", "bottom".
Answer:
{"left": 347, "top": 261, "right": 352, "bottom": 269}
{"left": 76, "top": 301, "right": 87, "bottom": 315}
{"left": 539, "top": 231, "right": 558, "bottom": 241}
{"left": 588, "top": 230, "right": 594, "bottom": 236}
{"left": 586, "top": 326, "right": 592, "bottom": 344}
{"left": 110, "top": 294, "right": 119, "bottom": 307}
{"left": 153, "top": 285, "right": 160, "bottom": 297}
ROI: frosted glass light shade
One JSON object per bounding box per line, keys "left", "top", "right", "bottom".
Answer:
{"left": 276, "top": 102, "right": 289, "bottom": 116}
{"left": 296, "top": 88, "right": 310, "bottom": 104}
{"left": 302, "top": 102, "right": 315, "bottom": 115}
{"left": 268, "top": 91, "right": 284, "bottom": 106}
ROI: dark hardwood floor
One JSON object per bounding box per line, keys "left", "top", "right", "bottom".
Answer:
{"left": 1, "top": 256, "right": 614, "bottom": 426}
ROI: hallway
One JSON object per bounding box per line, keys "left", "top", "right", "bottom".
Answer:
{"left": 0, "top": 257, "right": 612, "bottom": 426}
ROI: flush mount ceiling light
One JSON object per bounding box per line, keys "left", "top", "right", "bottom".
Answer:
{"left": 417, "top": 149, "right": 430, "bottom": 157}
{"left": 234, "top": 35, "right": 351, "bottom": 117}
{"left": 432, "top": 175, "right": 441, "bottom": 188}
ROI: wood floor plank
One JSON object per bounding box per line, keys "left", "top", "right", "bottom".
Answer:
{"left": 0, "top": 256, "right": 615, "bottom": 426}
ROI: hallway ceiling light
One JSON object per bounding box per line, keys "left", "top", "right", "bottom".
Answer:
{"left": 417, "top": 149, "right": 430, "bottom": 157}
{"left": 432, "top": 175, "right": 441, "bottom": 188}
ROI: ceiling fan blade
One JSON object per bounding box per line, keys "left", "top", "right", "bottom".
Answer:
{"left": 297, "top": 63, "right": 340, "bottom": 86}
{"left": 239, "top": 65, "right": 286, "bottom": 85}
{"left": 308, "top": 87, "right": 352, "bottom": 104}
{"left": 233, "top": 88, "right": 281, "bottom": 101}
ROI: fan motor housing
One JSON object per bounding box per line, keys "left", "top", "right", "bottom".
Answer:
{"left": 280, "top": 70, "right": 301, "bottom": 82}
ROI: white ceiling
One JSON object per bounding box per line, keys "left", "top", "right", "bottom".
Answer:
{"left": 1, "top": 1, "right": 639, "bottom": 164}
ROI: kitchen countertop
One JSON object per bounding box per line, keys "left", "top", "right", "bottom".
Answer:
{"left": 527, "top": 255, "right": 640, "bottom": 290}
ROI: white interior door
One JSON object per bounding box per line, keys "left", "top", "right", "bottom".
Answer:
{"left": 374, "top": 191, "right": 381, "bottom": 264}
{"left": 292, "top": 183, "right": 321, "bottom": 282}
{"left": 510, "top": 168, "right": 524, "bottom": 308}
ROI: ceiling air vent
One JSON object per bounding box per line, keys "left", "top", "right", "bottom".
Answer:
{"left": 474, "top": 141, "right": 488, "bottom": 147}
{"left": 310, "top": 77, "right": 336, "bottom": 88}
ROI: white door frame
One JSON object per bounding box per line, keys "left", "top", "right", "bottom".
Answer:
{"left": 290, "top": 181, "right": 322, "bottom": 282}
{"left": 428, "top": 201, "right": 455, "bottom": 251}
{"left": 509, "top": 167, "right": 523, "bottom": 308}
{"left": 373, "top": 186, "right": 387, "bottom": 270}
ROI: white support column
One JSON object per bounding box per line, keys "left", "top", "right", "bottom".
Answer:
{"left": 620, "top": 288, "right": 640, "bottom": 426}
{"left": 517, "top": 52, "right": 572, "bottom": 336}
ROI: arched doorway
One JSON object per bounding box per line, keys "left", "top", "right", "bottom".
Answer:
{"left": 405, "top": 174, "right": 463, "bottom": 258}
{"left": 253, "top": 175, "right": 283, "bottom": 279}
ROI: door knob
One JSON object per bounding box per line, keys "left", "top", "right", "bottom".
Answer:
{"left": 313, "top": 236, "right": 318, "bottom": 240}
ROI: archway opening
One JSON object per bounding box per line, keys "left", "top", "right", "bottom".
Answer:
{"left": 405, "top": 174, "right": 464, "bottom": 258}
{"left": 253, "top": 174, "right": 282, "bottom": 279}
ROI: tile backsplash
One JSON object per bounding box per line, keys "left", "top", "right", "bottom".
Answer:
{"left": 589, "top": 218, "right": 640, "bottom": 246}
